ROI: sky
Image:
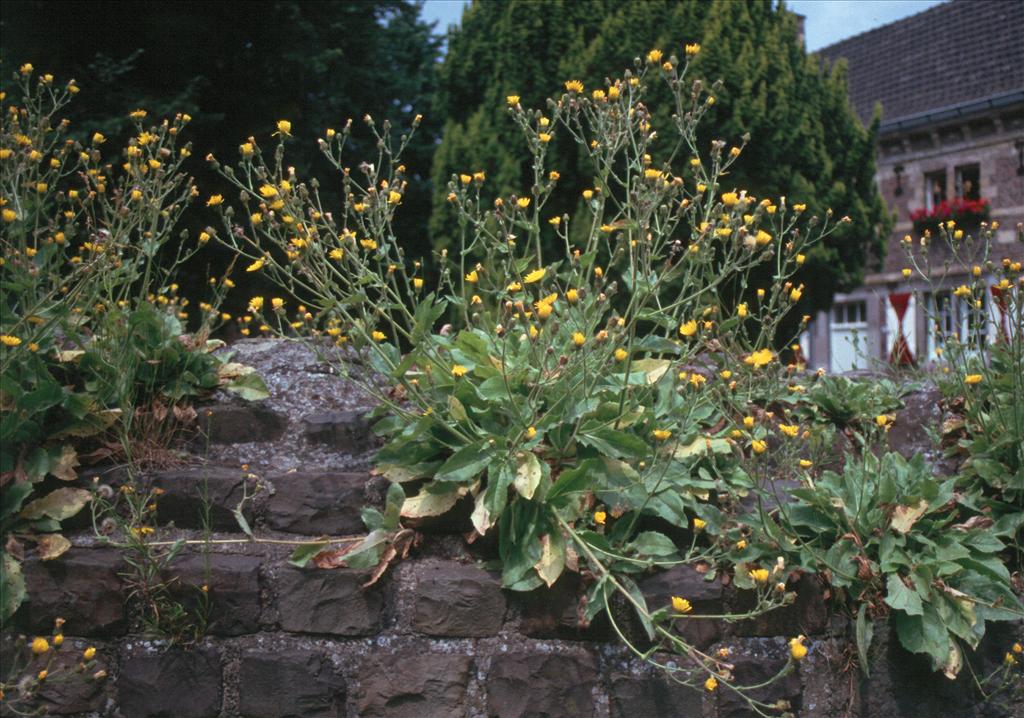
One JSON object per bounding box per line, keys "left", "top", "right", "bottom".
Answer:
{"left": 420, "top": 0, "right": 948, "bottom": 52}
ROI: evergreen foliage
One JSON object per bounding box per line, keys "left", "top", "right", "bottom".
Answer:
{"left": 432, "top": 0, "right": 891, "bottom": 314}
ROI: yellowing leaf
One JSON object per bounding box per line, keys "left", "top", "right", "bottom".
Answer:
{"left": 513, "top": 452, "right": 542, "bottom": 500}
{"left": 50, "top": 445, "right": 79, "bottom": 481}
{"left": 891, "top": 499, "right": 929, "bottom": 534}
{"left": 534, "top": 532, "right": 566, "bottom": 588}
{"left": 629, "top": 358, "right": 671, "bottom": 385}
{"left": 37, "top": 534, "right": 72, "bottom": 560}
{"left": 400, "top": 485, "right": 466, "bottom": 518}
{"left": 20, "top": 488, "right": 91, "bottom": 521}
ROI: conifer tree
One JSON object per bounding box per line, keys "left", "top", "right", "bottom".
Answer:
{"left": 432, "top": 0, "right": 890, "bottom": 314}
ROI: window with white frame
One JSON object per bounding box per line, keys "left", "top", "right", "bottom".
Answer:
{"left": 924, "top": 289, "right": 991, "bottom": 360}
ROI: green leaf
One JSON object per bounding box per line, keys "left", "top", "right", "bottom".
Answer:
{"left": 534, "top": 531, "right": 566, "bottom": 588}
{"left": 618, "top": 575, "right": 655, "bottom": 641}
{"left": 885, "top": 574, "right": 923, "bottom": 616}
{"left": 856, "top": 604, "right": 873, "bottom": 677}
{"left": 382, "top": 482, "right": 405, "bottom": 529}
{"left": 630, "top": 531, "right": 679, "bottom": 558}
{"left": 628, "top": 358, "right": 671, "bottom": 385}
{"left": 1, "top": 552, "right": 27, "bottom": 621}
{"left": 894, "top": 606, "right": 951, "bottom": 668}
{"left": 579, "top": 426, "right": 648, "bottom": 459}
{"left": 434, "top": 440, "right": 494, "bottom": 482}
{"left": 288, "top": 540, "right": 326, "bottom": 568}
{"left": 448, "top": 395, "right": 469, "bottom": 423}
{"left": 20, "top": 488, "right": 91, "bottom": 521}
{"left": 1, "top": 481, "right": 34, "bottom": 519}
{"left": 548, "top": 459, "right": 599, "bottom": 508}
{"left": 890, "top": 499, "right": 928, "bottom": 534}
{"left": 223, "top": 369, "right": 270, "bottom": 401}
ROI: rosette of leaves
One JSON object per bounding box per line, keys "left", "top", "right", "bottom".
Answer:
{"left": 753, "top": 451, "right": 1021, "bottom": 677}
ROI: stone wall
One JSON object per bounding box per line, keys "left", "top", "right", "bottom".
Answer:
{"left": 4, "top": 341, "right": 1021, "bottom": 718}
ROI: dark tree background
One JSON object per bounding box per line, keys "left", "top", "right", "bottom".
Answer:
{"left": 3, "top": 0, "right": 890, "bottom": 320}
{"left": 1, "top": 0, "right": 442, "bottom": 306}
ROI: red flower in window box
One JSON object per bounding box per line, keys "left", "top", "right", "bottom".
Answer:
{"left": 910, "top": 197, "right": 990, "bottom": 235}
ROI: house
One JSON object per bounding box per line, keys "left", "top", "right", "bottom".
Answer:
{"left": 806, "top": 0, "right": 1024, "bottom": 373}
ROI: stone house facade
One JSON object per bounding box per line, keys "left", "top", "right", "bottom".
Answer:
{"left": 806, "top": 0, "right": 1024, "bottom": 372}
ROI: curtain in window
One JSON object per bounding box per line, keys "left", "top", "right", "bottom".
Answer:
{"left": 888, "top": 292, "right": 915, "bottom": 365}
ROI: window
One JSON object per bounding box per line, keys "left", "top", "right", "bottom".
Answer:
{"left": 955, "top": 164, "right": 980, "bottom": 200}
{"left": 924, "top": 170, "right": 946, "bottom": 211}
{"left": 832, "top": 300, "right": 866, "bottom": 326}
{"left": 925, "top": 290, "right": 990, "bottom": 359}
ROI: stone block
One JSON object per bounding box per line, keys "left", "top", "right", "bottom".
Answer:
{"left": 411, "top": 560, "right": 505, "bottom": 637}
{"left": 238, "top": 648, "right": 345, "bottom": 718}
{"left": 302, "top": 410, "right": 373, "bottom": 451}
{"left": 640, "top": 564, "right": 725, "bottom": 650}
{"left": 164, "top": 553, "right": 263, "bottom": 636}
{"left": 486, "top": 652, "right": 598, "bottom": 717}
{"left": 515, "top": 572, "right": 611, "bottom": 640}
{"left": 717, "top": 648, "right": 801, "bottom": 718}
{"left": 19, "top": 548, "right": 126, "bottom": 637}
{"left": 276, "top": 565, "right": 382, "bottom": 635}
{"left": 201, "top": 401, "right": 286, "bottom": 444}
{"left": 266, "top": 472, "right": 372, "bottom": 535}
{"left": 608, "top": 671, "right": 703, "bottom": 718}
{"left": 355, "top": 651, "right": 472, "bottom": 718}
{"left": 117, "top": 646, "right": 222, "bottom": 718}
{"left": 146, "top": 466, "right": 256, "bottom": 531}
{"left": 733, "top": 572, "right": 829, "bottom": 637}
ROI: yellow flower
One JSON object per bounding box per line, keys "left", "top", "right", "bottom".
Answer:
{"left": 693, "top": 518, "right": 707, "bottom": 531}
{"left": 258, "top": 184, "right": 278, "bottom": 198}
{"left": 799, "top": 459, "right": 813, "bottom": 469}
{"left": 1013, "top": 643, "right": 1022, "bottom": 654}
{"left": 721, "top": 191, "right": 739, "bottom": 207}
{"left": 755, "top": 229, "right": 772, "bottom": 246}
{"left": 31, "top": 637, "right": 49, "bottom": 655}
{"left": 372, "top": 331, "right": 387, "bottom": 342}
{"left": 647, "top": 49, "right": 663, "bottom": 64}
{"left": 388, "top": 190, "right": 402, "bottom": 204}
{"left": 471, "top": 294, "right": 482, "bottom": 305}
{"left": 507, "top": 281, "right": 522, "bottom": 292}
{"left": 248, "top": 296, "right": 264, "bottom": 312}
{"left": 548, "top": 216, "right": 561, "bottom": 227}
{"left": 1, "top": 335, "right": 22, "bottom": 347}
{"left": 671, "top": 596, "right": 693, "bottom": 614}
{"left": 38, "top": 669, "right": 48, "bottom": 681}
{"left": 19, "top": 62, "right": 34, "bottom": 75}
{"left": 526, "top": 426, "right": 537, "bottom": 439}
{"left": 790, "top": 286, "right": 803, "bottom": 302}
{"left": 749, "top": 568, "right": 770, "bottom": 583}
{"left": 535, "top": 301, "right": 554, "bottom": 319}
{"left": 271, "top": 297, "right": 285, "bottom": 310}
{"left": 549, "top": 170, "right": 561, "bottom": 181}
{"left": 412, "top": 277, "right": 424, "bottom": 290}
{"left": 465, "top": 270, "right": 479, "bottom": 283}
{"left": 614, "top": 348, "right": 628, "bottom": 362}
{"left": 594, "top": 266, "right": 603, "bottom": 278}
{"left": 720, "top": 370, "right": 732, "bottom": 380}
{"left": 506, "top": 95, "right": 520, "bottom": 106}
{"left": 875, "top": 414, "right": 892, "bottom": 427}
{"left": 565, "top": 289, "right": 579, "bottom": 303}
{"left": 744, "top": 348, "right": 774, "bottom": 368}
{"left": 516, "top": 197, "right": 531, "bottom": 209}
{"left": 53, "top": 634, "right": 64, "bottom": 647}
{"left": 572, "top": 332, "right": 585, "bottom": 347}
{"left": 1005, "top": 652, "right": 1017, "bottom": 666}
{"left": 564, "top": 79, "right": 584, "bottom": 93}
{"left": 779, "top": 424, "right": 800, "bottom": 438}
{"left": 582, "top": 189, "right": 594, "bottom": 200}
{"left": 679, "top": 320, "right": 698, "bottom": 337}
{"left": 538, "top": 132, "right": 552, "bottom": 144}
{"left": 685, "top": 43, "right": 701, "bottom": 56}
{"left": 644, "top": 168, "right": 663, "bottom": 180}
{"left": 689, "top": 373, "right": 707, "bottom": 388}
{"left": 473, "top": 171, "right": 486, "bottom": 182}
{"left": 953, "top": 285, "right": 971, "bottom": 298}
{"left": 275, "top": 119, "right": 292, "bottom": 136}
{"left": 790, "top": 636, "right": 808, "bottom": 661}
{"left": 736, "top": 539, "right": 747, "bottom": 550}
{"left": 751, "top": 439, "right": 768, "bottom": 454}
{"left": 523, "top": 268, "right": 546, "bottom": 284}
{"left": 451, "top": 364, "right": 468, "bottom": 378}
{"left": 206, "top": 194, "right": 223, "bottom": 207}
{"left": 2, "top": 208, "right": 18, "bottom": 223}
{"left": 964, "top": 374, "right": 983, "bottom": 385}
{"left": 246, "top": 258, "right": 265, "bottom": 273}
{"left": 83, "top": 647, "right": 96, "bottom": 661}
{"left": 652, "top": 429, "right": 672, "bottom": 441}
{"left": 594, "top": 510, "right": 607, "bottom": 525}
{"left": 794, "top": 203, "right": 807, "bottom": 212}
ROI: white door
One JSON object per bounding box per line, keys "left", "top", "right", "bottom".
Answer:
{"left": 830, "top": 300, "right": 870, "bottom": 373}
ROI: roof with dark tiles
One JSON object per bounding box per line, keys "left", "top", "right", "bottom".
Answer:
{"left": 816, "top": 0, "right": 1024, "bottom": 127}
